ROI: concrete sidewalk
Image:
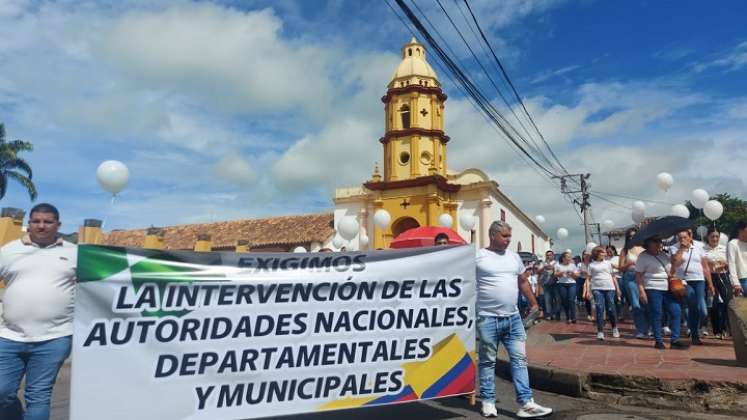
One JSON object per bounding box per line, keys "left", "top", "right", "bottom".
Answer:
{"left": 496, "top": 317, "right": 747, "bottom": 416}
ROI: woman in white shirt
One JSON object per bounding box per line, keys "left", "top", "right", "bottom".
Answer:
{"left": 671, "top": 229, "right": 714, "bottom": 346}
{"left": 577, "top": 251, "right": 593, "bottom": 321}
{"left": 555, "top": 252, "right": 580, "bottom": 324}
{"left": 619, "top": 228, "right": 649, "bottom": 339}
{"left": 704, "top": 227, "right": 729, "bottom": 339}
{"left": 587, "top": 246, "right": 621, "bottom": 340}
{"left": 636, "top": 237, "right": 689, "bottom": 350}
{"left": 727, "top": 221, "right": 747, "bottom": 296}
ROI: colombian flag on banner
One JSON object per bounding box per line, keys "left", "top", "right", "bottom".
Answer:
{"left": 400, "top": 333, "right": 475, "bottom": 399}
{"left": 320, "top": 333, "right": 475, "bottom": 410}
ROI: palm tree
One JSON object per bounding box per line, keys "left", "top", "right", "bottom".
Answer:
{"left": 0, "top": 123, "right": 37, "bottom": 201}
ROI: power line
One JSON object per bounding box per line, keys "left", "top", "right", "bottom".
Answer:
{"left": 393, "top": 0, "right": 559, "bottom": 178}
{"left": 432, "top": 0, "right": 559, "bottom": 173}
{"left": 461, "top": 0, "right": 569, "bottom": 176}
{"left": 591, "top": 190, "right": 676, "bottom": 206}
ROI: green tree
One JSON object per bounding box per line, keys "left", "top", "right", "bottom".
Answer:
{"left": 687, "top": 193, "right": 747, "bottom": 238}
{"left": 0, "top": 123, "right": 37, "bottom": 201}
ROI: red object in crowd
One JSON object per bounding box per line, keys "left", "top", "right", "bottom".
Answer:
{"left": 389, "top": 226, "right": 468, "bottom": 249}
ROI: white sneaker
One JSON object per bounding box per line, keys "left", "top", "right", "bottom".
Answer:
{"left": 517, "top": 399, "right": 553, "bottom": 418}
{"left": 612, "top": 328, "right": 620, "bottom": 338}
{"left": 701, "top": 328, "right": 709, "bottom": 336}
{"left": 481, "top": 401, "right": 498, "bottom": 417}
{"left": 663, "top": 326, "right": 671, "bottom": 336}
{"left": 596, "top": 331, "right": 604, "bottom": 340}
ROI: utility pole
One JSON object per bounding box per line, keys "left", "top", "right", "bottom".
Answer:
{"left": 553, "top": 173, "right": 592, "bottom": 244}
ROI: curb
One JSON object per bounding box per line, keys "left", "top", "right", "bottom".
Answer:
{"left": 495, "top": 359, "right": 587, "bottom": 398}
{"left": 495, "top": 359, "right": 747, "bottom": 416}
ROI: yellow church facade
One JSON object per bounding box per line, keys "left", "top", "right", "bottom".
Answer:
{"left": 334, "top": 38, "right": 550, "bottom": 253}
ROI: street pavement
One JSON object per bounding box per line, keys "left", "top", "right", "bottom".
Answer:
{"left": 49, "top": 360, "right": 743, "bottom": 420}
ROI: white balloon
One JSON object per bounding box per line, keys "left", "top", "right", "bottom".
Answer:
{"left": 632, "top": 201, "right": 646, "bottom": 213}
{"left": 293, "top": 246, "right": 307, "bottom": 253}
{"left": 670, "top": 204, "right": 690, "bottom": 218}
{"left": 656, "top": 172, "right": 673, "bottom": 192}
{"left": 691, "top": 189, "right": 709, "bottom": 209}
{"left": 535, "top": 215, "right": 546, "bottom": 225}
{"left": 696, "top": 225, "right": 708, "bottom": 239}
{"left": 373, "top": 209, "right": 391, "bottom": 229}
{"left": 96, "top": 160, "right": 129, "bottom": 194}
{"left": 337, "top": 216, "right": 359, "bottom": 240}
{"left": 603, "top": 219, "right": 615, "bottom": 229}
{"left": 332, "top": 236, "right": 345, "bottom": 249}
{"left": 459, "top": 214, "right": 476, "bottom": 231}
{"left": 719, "top": 233, "right": 729, "bottom": 246}
{"left": 632, "top": 209, "right": 645, "bottom": 224}
{"left": 556, "top": 228, "right": 569, "bottom": 239}
{"left": 703, "top": 200, "right": 724, "bottom": 221}
{"left": 585, "top": 242, "right": 598, "bottom": 253}
{"left": 359, "top": 234, "right": 370, "bottom": 247}
{"left": 438, "top": 213, "right": 453, "bottom": 228}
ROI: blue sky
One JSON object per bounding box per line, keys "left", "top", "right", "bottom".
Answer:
{"left": 0, "top": 0, "right": 745, "bottom": 247}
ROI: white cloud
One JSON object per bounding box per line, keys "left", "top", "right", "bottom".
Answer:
{"left": 467, "top": 0, "right": 566, "bottom": 30}
{"left": 214, "top": 155, "right": 257, "bottom": 186}
{"left": 692, "top": 40, "right": 747, "bottom": 73}
{"left": 0, "top": 0, "right": 24, "bottom": 19}
{"left": 530, "top": 65, "right": 579, "bottom": 84}
{"left": 529, "top": 82, "right": 703, "bottom": 142}
{"left": 272, "top": 117, "right": 380, "bottom": 191}
{"left": 102, "top": 4, "right": 335, "bottom": 117}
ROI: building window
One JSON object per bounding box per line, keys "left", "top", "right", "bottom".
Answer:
{"left": 399, "top": 104, "right": 411, "bottom": 129}
{"left": 399, "top": 151, "right": 411, "bottom": 165}
{"left": 531, "top": 234, "right": 536, "bottom": 253}
{"left": 500, "top": 209, "right": 506, "bottom": 222}
{"left": 408, "top": 48, "right": 412, "bottom": 56}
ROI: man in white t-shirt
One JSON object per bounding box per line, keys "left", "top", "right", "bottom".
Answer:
{"left": 475, "top": 221, "right": 552, "bottom": 418}
{"left": 0, "top": 203, "right": 77, "bottom": 420}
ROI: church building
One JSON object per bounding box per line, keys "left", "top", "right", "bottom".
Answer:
{"left": 334, "top": 38, "right": 550, "bottom": 253}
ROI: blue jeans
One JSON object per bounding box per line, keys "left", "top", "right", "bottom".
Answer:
{"left": 557, "top": 283, "right": 577, "bottom": 321}
{"left": 593, "top": 290, "right": 618, "bottom": 332}
{"left": 622, "top": 271, "right": 649, "bottom": 335}
{"left": 741, "top": 278, "right": 747, "bottom": 292}
{"left": 646, "top": 290, "right": 681, "bottom": 344}
{"left": 477, "top": 313, "right": 532, "bottom": 405}
{"left": 0, "top": 336, "right": 72, "bottom": 420}
{"left": 686, "top": 281, "right": 708, "bottom": 338}
{"left": 543, "top": 284, "right": 558, "bottom": 318}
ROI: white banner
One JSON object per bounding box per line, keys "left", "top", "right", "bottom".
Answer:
{"left": 71, "top": 245, "right": 476, "bottom": 420}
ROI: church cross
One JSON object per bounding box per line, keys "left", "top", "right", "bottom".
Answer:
{"left": 420, "top": 108, "right": 429, "bottom": 117}
{"left": 400, "top": 199, "right": 411, "bottom": 209}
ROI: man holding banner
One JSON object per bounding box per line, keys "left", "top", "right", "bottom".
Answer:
{"left": 0, "top": 203, "right": 77, "bottom": 420}
{"left": 476, "top": 221, "right": 552, "bottom": 418}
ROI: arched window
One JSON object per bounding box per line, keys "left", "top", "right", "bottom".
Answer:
{"left": 399, "top": 104, "right": 411, "bottom": 129}
{"left": 392, "top": 217, "right": 420, "bottom": 238}
{"left": 408, "top": 48, "right": 412, "bottom": 56}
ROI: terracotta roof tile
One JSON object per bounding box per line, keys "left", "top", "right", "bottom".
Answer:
{"left": 102, "top": 212, "right": 335, "bottom": 250}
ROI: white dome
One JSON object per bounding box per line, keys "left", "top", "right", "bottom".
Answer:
{"left": 388, "top": 37, "right": 439, "bottom": 88}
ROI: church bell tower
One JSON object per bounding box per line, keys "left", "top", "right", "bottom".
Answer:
{"left": 363, "top": 37, "right": 460, "bottom": 249}
{"left": 381, "top": 37, "right": 449, "bottom": 180}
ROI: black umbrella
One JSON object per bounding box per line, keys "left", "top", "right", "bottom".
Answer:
{"left": 629, "top": 216, "right": 693, "bottom": 247}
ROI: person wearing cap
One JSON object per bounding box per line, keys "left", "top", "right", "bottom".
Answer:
{"left": 0, "top": 203, "right": 77, "bottom": 420}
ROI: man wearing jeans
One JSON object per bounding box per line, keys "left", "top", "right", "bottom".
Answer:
{"left": 476, "top": 221, "right": 552, "bottom": 418}
{"left": 0, "top": 203, "right": 77, "bottom": 420}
